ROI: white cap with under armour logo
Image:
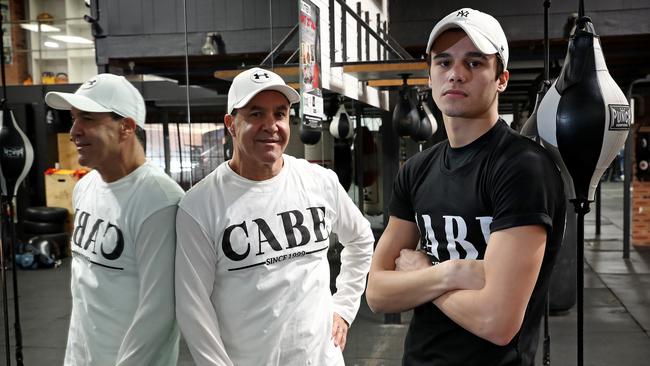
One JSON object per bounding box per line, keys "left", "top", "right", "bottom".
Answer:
{"left": 426, "top": 8, "right": 509, "bottom": 69}
{"left": 227, "top": 67, "right": 300, "bottom": 114}
{"left": 45, "top": 73, "right": 146, "bottom": 128}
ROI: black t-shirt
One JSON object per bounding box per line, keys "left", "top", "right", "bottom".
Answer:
{"left": 390, "top": 120, "right": 566, "bottom": 366}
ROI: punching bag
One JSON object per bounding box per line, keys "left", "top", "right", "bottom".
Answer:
{"left": 393, "top": 86, "right": 419, "bottom": 137}
{"left": 537, "top": 16, "right": 630, "bottom": 202}
{"left": 521, "top": 81, "right": 578, "bottom": 313}
{"left": 0, "top": 107, "right": 34, "bottom": 197}
{"left": 299, "top": 119, "right": 321, "bottom": 145}
{"left": 329, "top": 103, "right": 353, "bottom": 140}
{"left": 411, "top": 97, "right": 438, "bottom": 143}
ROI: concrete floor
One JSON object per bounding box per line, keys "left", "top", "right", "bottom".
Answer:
{"left": 1, "top": 181, "right": 649, "bottom": 365}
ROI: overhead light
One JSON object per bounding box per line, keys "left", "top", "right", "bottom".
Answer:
{"left": 20, "top": 23, "right": 61, "bottom": 32}
{"left": 48, "top": 35, "right": 93, "bottom": 44}
{"left": 44, "top": 41, "right": 59, "bottom": 48}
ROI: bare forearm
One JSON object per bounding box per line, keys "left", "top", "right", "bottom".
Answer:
{"left": 367, "top": 265, "right": 451, "bottom": 313}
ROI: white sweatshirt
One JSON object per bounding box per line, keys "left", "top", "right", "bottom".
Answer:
{"left": 175, "top": 155, "right": 374, "bottom": 366}
{"left": 65, "top": 161, "right": 184, "bottom": 366}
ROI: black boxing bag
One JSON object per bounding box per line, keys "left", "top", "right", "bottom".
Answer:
{"left": 0, "top": 107, "right": 34, "bottom": 198}
{"left": 537, "top": 17, "right": 630, "bottom": 202}
{"left": 393, "top": 87, "right": 419, "bottom": 137}
{"left": 411, "top": 100, "right": 438, "bottom": 143}
{"left": 521, "top": 81, "right": 578, "bottom": 312}
{"left": 356, "top": 126, "right": 378, "bottom": 187}
{"left": 333, "top": 141, "right": 353, "bottom": 191}
{"left": 299, "top": 120, "right": 322, "bottom": 145}
{"left": 329, "top": 104, "right": 353, "bottom": 140}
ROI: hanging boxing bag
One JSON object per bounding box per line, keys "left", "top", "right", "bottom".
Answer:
{"left": 421, "top": 99, "right": 439, "bottom": 136}
{"left": 411, "top": 98, "right": 437, "bottom": 143}
{"left": 393, "top": 86, "right": 419, "bottom": 137}
{"left": 329, "top": 103, "right": 353, "bottom": 140}
{"left": 537, "top": 16, "right": 630, "bottom": 202}
{"left": 333, "top": 141, "right": 353, "bottom": 191}
{"left": 299, "top": 119, "right": 322, "bottom": 145}
{"left": 0, "top": 107, "right": 34, "bottom": 198}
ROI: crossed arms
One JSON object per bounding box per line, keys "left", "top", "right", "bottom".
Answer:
{"left": 366, "top": 216, "right": 546, "bottom": 345}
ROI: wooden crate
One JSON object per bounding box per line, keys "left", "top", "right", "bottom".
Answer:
{"left": 57, "top": 133, "right": 86, "bottom": 170}
{"left": 45, "top": 170, "right": 79, "bottom": 214}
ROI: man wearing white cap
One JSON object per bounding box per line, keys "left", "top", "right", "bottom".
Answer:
{"left": 175, "top": 67, "right": 374, "bottom": 365}
{"left": 45, "top": 74, "right": 184, "bottom": 366}
{"left": 367, "top": 8, "right": 566, "bottom": 365}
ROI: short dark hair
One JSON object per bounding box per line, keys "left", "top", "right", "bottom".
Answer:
{"left": 110, "top": 112, "right": 146, "bottom": 149}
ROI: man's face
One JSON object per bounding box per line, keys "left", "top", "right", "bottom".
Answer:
{"left": 69, "top": 107, "right": 123, "bottom": 170}
{"left": 428, "top": 30, "right": 508, "bottom": 119}
{"left": 227, "top": 90, "right": 290, "bottom": 173}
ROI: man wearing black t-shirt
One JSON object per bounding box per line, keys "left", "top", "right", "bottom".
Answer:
{"left": 366, "top": 8, "right": 566, "bottom": 366}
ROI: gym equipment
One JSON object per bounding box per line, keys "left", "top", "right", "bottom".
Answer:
{"left": 536, "top": 1, "right": 631, "bottom": 364}
{"left": 1, "top": 10, "right": 33, "bottom": 365}
{"left": 333, "top": 142, "right": 353, "bottom": 191}
{"left": 393, "top": 75, "right": 419, "bottom": 137}
{"left": 329, "top": 102, "right": 353, "bottom": 140}
{"left": 411, "top": 93, "right": 438, "bottom": 144}
{"left": 299, "top": 119, "right": 322, "bottom": 145}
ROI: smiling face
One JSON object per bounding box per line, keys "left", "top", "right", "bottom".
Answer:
{"left": 69, "top": 107, "right": 124, "bottom": 172}
{"left": 428, "top": 29, "right": 508, "bottom": 121}
{"left": 224, "top": 90, "right": 291, "bottom": 180}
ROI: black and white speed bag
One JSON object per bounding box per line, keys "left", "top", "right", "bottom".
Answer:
{"left": 537, "top": 17, "right": 630, "bottom": 202}
{"left": 0, "top": 108, "right": 34, "bottom": 198}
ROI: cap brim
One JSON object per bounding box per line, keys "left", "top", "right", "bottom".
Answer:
{"left": 426, "top": 23, "right": 498, "bottom": 56}
{"left": 45, "top": 92, "right": 113, "bottom": 113}
{"left": 232, "top": 85, "right": 300, "bottom": 111}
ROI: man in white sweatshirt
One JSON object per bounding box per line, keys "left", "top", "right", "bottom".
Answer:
{"left": 175, "top": 67, "right": 374, "bottom": 365}
{"left": 45, "top": 74, "right": 184, "bottom": 366}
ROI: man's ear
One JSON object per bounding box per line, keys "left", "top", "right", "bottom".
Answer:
{"left": 121, "top": 117, "right": 137, "bottom": 136}
{"left": 224, "top": 114, "right": 235, "bottom": 137}
{"left": 497, "top": 70, "right": 509, "bottom": 93}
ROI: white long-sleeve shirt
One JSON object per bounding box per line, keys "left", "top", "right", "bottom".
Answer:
{"left": 175, "top": 155, "right": 374, "bottom": 366}
{"left": 65, "top": 162, "right": 184, "bottom": 366}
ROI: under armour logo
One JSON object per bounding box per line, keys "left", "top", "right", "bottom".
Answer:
{"left": 457, "top": 10, "right": 469, "bottom": 17}
{"left": 81, "top": 78, "right": 98, "bottom": 89}
{"left": 87, "top": 79, "right": 97, "bottom": 85}
{"left": 253, "top": 72, "right": 270, "bottom": 80}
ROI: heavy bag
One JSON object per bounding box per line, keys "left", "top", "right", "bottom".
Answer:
{"left": 356, "top": 126, "right": 378, "bottom": 187}
{"left": 521, "top": 81, "right": 578, "bottom": 312}
{"left": 0, "top": 107, "right": 34, "bottom": 197}
{"left": 305, "top": 122, "right": 333, "bottom": 168}
{"left": 393, "top": 87, "right": 419, "bottom": 137}
{"left": 333, "top": 141, "right": 353, "bottom": 191}
{"left": 537, "top": 16, "right": 630, "bottom": 202}
{"left": 329, "top": 104, "right": 353, "bottom": 140}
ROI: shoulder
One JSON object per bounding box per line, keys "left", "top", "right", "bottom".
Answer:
{"left": 286, "top": 155, "right": 339, "bottom": 182}
{"left": 399, "top": 142, "right": 444, "bottom": 178}
{"left": 134, "top": 163, "right": 185, "bottom": 205}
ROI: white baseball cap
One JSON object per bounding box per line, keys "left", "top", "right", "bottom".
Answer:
{"left": 426, "top": 8, "right": 509, "bottom": 69}
{"left": 227, "top": 67, "right": 300, "bottom": 114}
{"left": 45, "top": 73, "right": 146, "bottom": 128}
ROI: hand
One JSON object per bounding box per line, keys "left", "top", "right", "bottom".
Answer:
{"left": 331, "top": 312, "right": 349, "bottom": 351}
{"left": 395, "top": 249, "right": 432, "bottom": 272}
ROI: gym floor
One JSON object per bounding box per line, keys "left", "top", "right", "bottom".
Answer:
{"left": 1, "top": 181, "right": 649, "bottom": 365}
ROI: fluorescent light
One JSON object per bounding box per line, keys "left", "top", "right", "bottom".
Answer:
{"left": 44, "top": 41, "right": 59, "bottom": 48}
{"left": 49, "top": 35, "right": 93, "bottom": 44}
{"left": 20, "top": 23, "right": 61, "bottom": 32}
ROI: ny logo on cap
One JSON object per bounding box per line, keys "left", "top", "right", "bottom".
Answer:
{"left": 457, "top": 10, "right": 469, "bottom": 17}
{"left": 251, "top": 71, "right": 271, "bottom": 83}
{"left": 81, "top": 78, "right": 98, "bottom": 89}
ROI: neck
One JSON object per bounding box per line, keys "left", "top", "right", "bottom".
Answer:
{"left": 443, "top": 110, "right": 500, "bottom": 148}
{"left": 98, "top": 141, "right": 146, "bottom": 183}
{"left": 228, "top": 154, "right": 284, "bottom": 181}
